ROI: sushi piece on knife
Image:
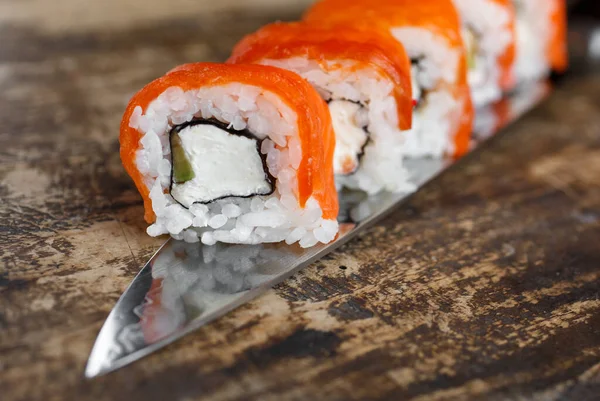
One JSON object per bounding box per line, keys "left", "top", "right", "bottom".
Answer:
{"left": 512, "top": 0, "right": 568, "bottom": 83}
{"left": 120, "top": 62, "right": 339, "bottom": 247}
{"left": 229, "top": 22, "right": 415, "bottom": 194}
{"left": 452, "top": 0, "right": 517, "bottom": 106}
{"left": 304, "top": 0, "right": 474, "bottom": 159}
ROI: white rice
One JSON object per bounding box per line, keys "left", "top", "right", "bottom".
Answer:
{"left": 261, "top": 57, "right": 415, "bottom": 195}
{"left": 392, "top": 27, "right": 463, "bottom": 157}
{"left": 130, "top": 84, "right": 338, "bottom": 247}
{"left": 513, "top": 0, "right": 555, "bottom": 83}
{"left": 453, "top": 0, "right": 515, "bottom": 106}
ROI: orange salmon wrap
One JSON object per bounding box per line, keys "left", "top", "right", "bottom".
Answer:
{"left": 304, "top": 0, "right": 474, "bottom": 159}
{"left": 120, "top": 62, "right": 339, "bottom": 248}
{"left": 513, "top": 0, "right": 568, "bottom": 82}
{"left": 548, "top": 0, "right": 568, "bottom": 73}
{"left": 228, "top": 22, "right": 415, "bottom": 194}
{"left": 452, "top": 0, "right": 517, "bottom": 105}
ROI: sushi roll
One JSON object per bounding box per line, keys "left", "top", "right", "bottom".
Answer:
{"left": 229, "top": 22, "right": 415, "bottom": 194}
{"left": 452, "top": 0, "right": 517, "bottom": 106}
{"left": 474, "top": 79, "right": 550, "bottom": 139}
{"left": 512, "top": 0, "right": 568, "bottom": 83}
{"left": 304, "top": 0, "right": 474, "bottom": 159}
{"left": 473, "top": 98, "right": 511, "bottom": 140}
{"left": 120, "top": 62, "right": 339, "bottom": 247}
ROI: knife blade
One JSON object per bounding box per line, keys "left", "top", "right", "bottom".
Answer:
{"left": 85, "top": 80, "right": 550, "bottom": 378}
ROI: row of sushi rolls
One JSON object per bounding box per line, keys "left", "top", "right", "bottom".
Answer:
{"left": 120, "top": 0, "right": 568, "bottom": 248}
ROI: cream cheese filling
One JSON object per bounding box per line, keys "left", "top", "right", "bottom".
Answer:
{"left": 170, "top": 122, "right": 272, "bottom": 207}
{"left": 328, "top": 100, "right": 369, "bottom": 175}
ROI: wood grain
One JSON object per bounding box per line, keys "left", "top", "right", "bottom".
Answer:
{"left": 1, "top": 1, "right": 600, "bottom": 401}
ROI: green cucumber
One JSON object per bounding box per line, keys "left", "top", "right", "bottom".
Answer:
{"left": 171, "top": 132, "right": 195, "bottom": 184}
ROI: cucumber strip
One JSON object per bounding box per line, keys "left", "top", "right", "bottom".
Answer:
{"left": 171, "top": 132, "right": 195, "bottom": 184}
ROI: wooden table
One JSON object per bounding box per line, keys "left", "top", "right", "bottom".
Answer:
{"left": 1, "top": 1, "right": 600, "bottom": 400}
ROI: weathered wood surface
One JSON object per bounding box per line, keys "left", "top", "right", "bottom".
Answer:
{"left": 1, "top": 1, "right": 600, "bottom": 400}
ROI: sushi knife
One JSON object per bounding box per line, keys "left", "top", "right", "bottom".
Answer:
{"left": 85, "top": 81, "right": 550, "bottom": 378}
